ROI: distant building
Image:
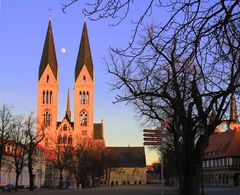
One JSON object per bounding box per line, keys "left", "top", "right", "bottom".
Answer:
{"left": 103, "top": 147, "right": 146, "bottom": 186}
{"left": 203, "top": 95, "right": 240, "bottom": 186}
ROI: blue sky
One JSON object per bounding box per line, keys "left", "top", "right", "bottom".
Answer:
{"left": 0, "top": 1, "right": 159, "bottom": 164}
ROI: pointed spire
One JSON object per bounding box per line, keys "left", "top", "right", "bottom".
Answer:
{"left": 39, "top": 19, "right": 58, "bottom": 80}
{"left": 75, "top": 19, "right": 94, "bottom": 81}
{"left": 66, "top": 88, "right": 71, "bottom": 120}
{"left": 230, "top": 94, "right": 238, "bottom": 122}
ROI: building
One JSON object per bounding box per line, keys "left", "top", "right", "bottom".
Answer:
{"left": 203, "top": 95, "right": 240, "bottom": 186}
{"left": 103, "top": 147, "right": 146, "bottom": 186}
{"left": 36, "top": 18, "right": 104, "bottom": 147}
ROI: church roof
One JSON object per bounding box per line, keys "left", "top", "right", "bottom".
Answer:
{"left": 94, "top": 123, "right": 103, "bottom": 140}
{"left": 75, "top": 20, "right": 94, "bottom": 81}
{"left": 204, "top": 128, "right": 240, "bottom": 159}
{"left": 104, "top": 147, "right": 146, "bottom": 167}
{"left": 39, "top": 20, "right": 58, "bottom": 81}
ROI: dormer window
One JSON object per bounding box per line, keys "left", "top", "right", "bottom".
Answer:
{"left": 47, "top": 75, "right": 49, "bottom": 83}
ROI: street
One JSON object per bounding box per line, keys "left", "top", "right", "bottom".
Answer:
{"left": 1, "top": 185, "right": 240, "bottom": 195}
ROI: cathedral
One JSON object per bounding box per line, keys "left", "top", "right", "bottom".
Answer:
{"left": 36, "top": 18, "right": 104, "bottom": 147}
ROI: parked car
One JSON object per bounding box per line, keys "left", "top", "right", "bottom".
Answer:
{"left": 2, "top": 184, "right": 15, "bottom": 192}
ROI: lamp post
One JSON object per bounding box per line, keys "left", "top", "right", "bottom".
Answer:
{"left": 8, "top": 166, "right": 12, "bottom": 185}
{"left": 197, "top": 121, "right": 205, "bottom": 195}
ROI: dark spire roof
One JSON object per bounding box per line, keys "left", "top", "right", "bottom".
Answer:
{"left": 75, "top": 20, "right": 94, "bottom": 81}
{"left": 66, "top": 88, "right": 71, "bottom": 120}
{"left": 230, "top": 94, "right": 238, "bottom": 122}
{"left": 38, "top": 19, "right": 58, "bottom": 81}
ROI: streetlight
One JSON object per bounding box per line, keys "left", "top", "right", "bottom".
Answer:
{"left": 197, "top": 121, "right": 206, "bottom": 195}
{"left": 8, "top": 166, "right": 12, "bottom": 185}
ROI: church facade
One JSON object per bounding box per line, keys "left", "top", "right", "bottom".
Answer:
{"left": 36, "top": 19, "right": 104, "bottom": 147}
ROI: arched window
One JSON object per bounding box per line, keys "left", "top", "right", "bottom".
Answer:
{"left": 80, "top": 91, "right": 82, "bottom": 104}
{"left": 50, "top": 91, "right": 52, "bottom": 104}
{"left": 63, "top": 124, "right": 67, "bottom": 131}
{"left": 44, "top": 111, "right": 51, "bottom": 126}
{"left": 86, "top": 92, "right": 89, "bottom": 104}
{"left": 63, "top": 136, "right": 67, "bottom": 144}
{"left": 46, "top": 75, "right": 49, "bottom": 83}
{"left": 57, "top": 136, "right": 62, "bottom": 144}
{"left": 80, "top": 111, "right": 88, "bottom": 126}
{"left": 42, "top": 91, "right": 45, "bottom": 104}
{"left": 83, "top": 91, "right": 86, "bottom": 104}
{"left": 83, "top": 76, "right": 86, "bottom": 85}
{"left": 46, "top": 91, "right": 49, "bottom": 104}
{"left": 68, "top": 136, "right": 72, "bottom": 145}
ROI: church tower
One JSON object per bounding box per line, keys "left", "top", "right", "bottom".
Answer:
{"left": 37, "top": 19, "right": 58, "bottom": 146}
{"left": 74, "top": 20, "right": 94, "bottom": 141}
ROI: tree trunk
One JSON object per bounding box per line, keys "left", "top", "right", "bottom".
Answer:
{"left": 15, "top": 172, "right": 20, "bottom": 192}
{"left": 59, "top": 170, "right": 63, "bottom": 189}
{"left": 179, "top": 160, "right": 201, "bottom": 195}
{"left": 28, "top": 152, "right": 34, "bottom": 191}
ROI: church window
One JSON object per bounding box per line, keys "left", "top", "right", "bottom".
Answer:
{"left": 63, "top": 136, "right": 67, "bottom": 144}
{"left": 43, "top": 91, "right": 45, "bottom": 104}
{"left": 86, "top": 92, "right": 89, "bottom": 104}
{"left": 82, "top": 130, "right": 87, "bottom": 136}
{"left": 63, "top": 124, "right": 67, "bottom": 131}
{"left": 83, "top": 91, "right": 86, "bottom": 104}
{"left": 80, "top": 111, "right": 88, "bottom": 126}
{"left": 47, "top": 75, "right": 49, "bottom": 83}
{"left": 80, "top": 91, "right": 82, "bottom": 104}
{"left": 83, "top": 76, "right": 86, "bottom": 85}
{"left": 57, "top": 136, "right": 62, "bottom": 144}
{"left": 68, "top": 136, "right": 72, "bottom": 145}
{"left": 50, "top": 91, "right": 52, "bottom": 104}
{"left": 46, "top": 91, "right": 49, "bottom": 104}
{"left": 44, "top": 111, "right": 51, "bottom": 126}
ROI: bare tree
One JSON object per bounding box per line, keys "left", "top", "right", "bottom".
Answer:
{"left": 48, "top": 138, "right": 73, "bottom": 189}
{"left": 61, "top": 1, "right": 240, "bottom": 194}
{"left": 67, "top": 138, "right": 104, "bottom": 188}
{"left": 0, "top": 105, "right": 14, "bottom": 180}
{"left": 6, "top": 116, "right": 27, "bottom": 191}
{"left": 23, "top": 113, "right": 45, "bottom": 191}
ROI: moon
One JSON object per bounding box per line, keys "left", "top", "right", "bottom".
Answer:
{"left": 61, "top": 48, "right": 66, "bottom": 54}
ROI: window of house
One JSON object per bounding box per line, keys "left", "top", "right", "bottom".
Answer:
{"left": 80, "top": 91, "right": 82, "bottom": 104}
{"left": 57, "top": 136, "right": 62, "bottom": 144}
{"left": 83, "top": 76, "right": 86, "bottom": 85}
{"left": 46, "top": 91, "right": 49, "bottom": 104}
{"left": 63, "top": 136, "right": 67, "bottom": 144}
{"left": 43, "top": 91, "right": 45, "bottom": 104}
{"left": 82, "top": 130, "right": 87, "bottom": 136}
{"left": 50, "top": 91, "right": 52, "bottom": 104}
{"left": 63, "top": 124, "right": 67, "bottom": 131}
{"left": 68, "top": 136, "right": 72, "bottom": 145}
{"left": 47, "top": 75, "right": 49, "bottom": 83}
{"left": 80, "top": 111, "right": 88, "bottom": 126}
{"left": 86, "top": 92, "right": 89, "bottom": 104}
{"left": 44, "top": 111, "right": 51, "bottom": 126}
{"left": 83, "top": 91, "right": 86, "bottom": 104}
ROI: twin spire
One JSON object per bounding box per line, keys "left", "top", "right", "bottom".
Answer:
{"left": 39, "top": 18, "right": 93, "bottom": 121}
{"left": 39, "top": 20, "right": 58, "bottom": 81}
{"left": 39, "top": 18, "right": 93, "bottom": 82}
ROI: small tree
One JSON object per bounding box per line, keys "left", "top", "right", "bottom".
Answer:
{"left": 23, "top": 113, "right": 45, "bottom": 191}
{"left": 48, "top": 139, "right": 73, "bottom": 189}
{"left": 0, "top": 105, "right": 14, "bottom": 178}
{"left": 6, "top": 116, "right": 27, "bottom": 191}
